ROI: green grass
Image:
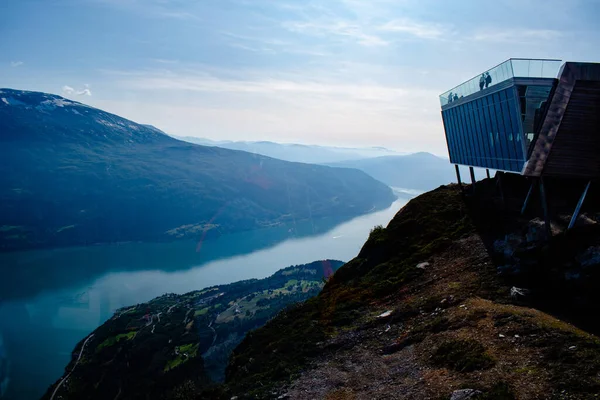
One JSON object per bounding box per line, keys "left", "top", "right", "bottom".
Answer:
{"left": 164, "top": 343, "right": 200, "bottom": 372}
{"left": 431, "top": 339, "right": 495, "bottom": 372}
{"left": 194, "top": 308, "right": 210, "bottom": 317}
{"left": 284, "top": 279, "right": 299, "bottom": 288}
{"left": 95, "top": 331, "right": 137, "bottom": 352}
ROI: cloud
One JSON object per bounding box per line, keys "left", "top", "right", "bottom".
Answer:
{"left": 153, "top": 58, "right": 180, "bottom": 64}
{"left": 62, "top": 85, "right": 92, "bottom": 96}
{"left": 88, "top": 0, "right": 201, "bottom": 21}
{"left": 104, "top": 68, "right": 440, "bottom": 121}
{"left": 379, "top": 19, "right": 450, "bottom": 40}
{"left": 472, "top": 28, "right": 563, "bottom": 43}
{"left": 220, "top": 31, "right": 332, "bottom": 56}
{"left": 283, "top": 20, "right": 388, "bottom": 47}
{"left": 10, "top": 61, "right": 24, "bottom": 67}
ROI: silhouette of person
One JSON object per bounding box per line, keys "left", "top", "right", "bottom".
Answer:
{"left": 485, "top": 72, "right": 492, "bottom": 88}
{"left": 479, "top": 74, "right": 485, "bottom": 91}
{"left": 448, "top": 92, "right": 453, "bottom": 103}
{"left": 454, "top": 93, "right": 459, "bottom": 102}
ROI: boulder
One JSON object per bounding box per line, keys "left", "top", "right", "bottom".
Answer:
{"left": 577, "top": 245, "right": 600, "bottom": 267}
{"left": 450, "top": 389, "right": 482, "bottom": 400}
{"left": 416, "top": 262, "right": 430, "bottom": 270}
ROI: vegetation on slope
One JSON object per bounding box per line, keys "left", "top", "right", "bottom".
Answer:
{"left": 43, "top": 260, "right": 343, "bottom": 400}
{"left": 0, "top": 89, "right": 395, "bottom": 251}
{"left": 223, "top": 178, "right": 600, "bottom": 399}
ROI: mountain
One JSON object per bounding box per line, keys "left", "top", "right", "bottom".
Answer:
{"left": 222, "top": 176, "right": 600, "bottom": 399}
{"left": 177, "top": 136, "right": 401, "bottom": 164}
{"left": 0, "top": 89, "right": 396, "bottom": 251}
{"left": 43, "top": 260, "right": 344, "bottom": 400}
{"left": 327, "top": 152, "right": 457, "bottom": 191}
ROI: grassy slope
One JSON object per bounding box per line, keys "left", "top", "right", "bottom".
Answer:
{"left": 223, "top": 182, "right": 600, "bottom": 399}
{"left": 42, "top": 260, "right": 344, "bottom": 400}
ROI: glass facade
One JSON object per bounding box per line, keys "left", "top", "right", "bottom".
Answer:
{"left": 442, "top": 86, "right": 527, "bottom": 172}
{"left": 516, "top": 84, "right": 554, "bottom": 150}
{"left": 440, "top": 59, "right": 561, "bottom": 106}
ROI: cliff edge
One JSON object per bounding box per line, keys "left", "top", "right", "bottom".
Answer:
{"left": 222, "top": 176, "right": 600, "bottom": 399}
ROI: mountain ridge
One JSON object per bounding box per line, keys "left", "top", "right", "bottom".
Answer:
{"left": 176, "top": 136, "right": 403, "bottom": 164}
{"left": 0, "top": 88, "right": 396, "bottom": 252}
{"left": 326, "top": 152, "right": 457, "bottom": 191}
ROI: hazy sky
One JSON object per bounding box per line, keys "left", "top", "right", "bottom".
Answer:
{"left": 1, "top": 0, "right": 600, "bottom": 154}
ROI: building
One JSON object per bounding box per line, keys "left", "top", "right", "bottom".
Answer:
{"left": 440, "top": 58, "right": 600, "bottom": 230}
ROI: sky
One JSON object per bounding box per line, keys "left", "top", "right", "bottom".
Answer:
{"left": 1, "top": 0, "right": 600, "bottom": 155}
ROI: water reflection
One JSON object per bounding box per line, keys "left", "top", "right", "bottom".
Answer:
{"left": 0, "top": 212, "right": 372, "bottom": 303}
{"left": 0, "top": 196, "right": 409, "bottom": 400}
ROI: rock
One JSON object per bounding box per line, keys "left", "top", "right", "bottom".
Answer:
{"left": 577, "top": 245, "right": 600, "bottom": 267}
{"left": 499, "top": 334, "right": 505, "bottom": 338}
{"left": 378, "top": 310, "right": 392, "bottom": 318}
{"left": 450, "top": 389, "right": 482, "bottom": 400}
{"left": 565, "top": 270, "right": 581, "bottom": 281}
{"left": 579, "top": 214, "right": 597, "bottom": 226}
{"left": 526, "top": 218, "right": 548, "bottom": 242}
{"left": 416, "top": 262, "right": 430, "bottom": 269}
{"left": 569, "top": 346, "right": 577, "bottom": 350}
{"left": 494, "top": 233, "right": 524, "bottom": 258}
{"left": 510, "top": 286, "right": 529, "bottom": 297}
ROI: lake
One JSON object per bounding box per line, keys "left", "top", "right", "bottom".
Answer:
{"left": 0, "top": 195, "right": 411, "bottom": 400}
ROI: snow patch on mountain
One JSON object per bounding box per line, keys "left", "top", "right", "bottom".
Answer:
{"left": 52, "top": 98, "right": 74, "bottom": 107}
{"left": 1, "top": 97, "right": 26, "bottom": 106}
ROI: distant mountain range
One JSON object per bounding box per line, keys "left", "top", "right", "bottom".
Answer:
{"left": 0, "top": 89, "right": 396, "bottom": 251}
{"left": 327, "top": 152, "right": 457, "bottom": 191}
{"left": 177, "top": 138, "right": 464, "bottom": 192}
{"left": 177, "top": 136, "right": 402, "bottom": 164}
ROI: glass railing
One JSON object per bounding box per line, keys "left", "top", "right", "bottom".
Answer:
{"left": 440, "top": 58, "right": 562, "bottom": 106}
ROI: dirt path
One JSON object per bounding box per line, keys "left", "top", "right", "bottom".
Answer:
{"left": 50, "top": 333, "right": 95, "bottom": 400}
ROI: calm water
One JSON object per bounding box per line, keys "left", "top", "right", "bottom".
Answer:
{"left": 0, "top": 196, "right": 410, "bottom": 400}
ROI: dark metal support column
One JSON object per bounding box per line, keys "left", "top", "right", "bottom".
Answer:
{"left": 469, "top": 167, "right": 476, "bottom": 193}
{"left": 497, "top": 172, "right": 505, "bottom": 205}
{"left": 521, "top": 180, "right": 535, "bottom": 215}
{"left": 486, "top": 169, "right": 491, "bottom": 179}
{"left": 568, "top": 181, "right": 592, "bottom": 230}
{"left": 455, "top": 164, "right": 462, "bottom": 188}
{"left": 539, "top": 177, "right": 551, "bottom": 238}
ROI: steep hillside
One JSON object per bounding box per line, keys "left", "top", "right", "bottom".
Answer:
{"left": 327, "top": 152, "right": 457, "bottom": 191}
{"left": 0, "top": 89, "right": 395, "bottom": 251}
{"left": 223, "top": 177, "right": 600, "bottom": 399}
{"left": 43, "top": 260, "right": 344, "bottom": 400}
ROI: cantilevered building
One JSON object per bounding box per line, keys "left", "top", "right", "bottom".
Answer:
{"left": 440, "top": 58, "right": 600, "bottom": 230}
{"left": 440, "top": 58, "right": 600, "bottom": 179}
